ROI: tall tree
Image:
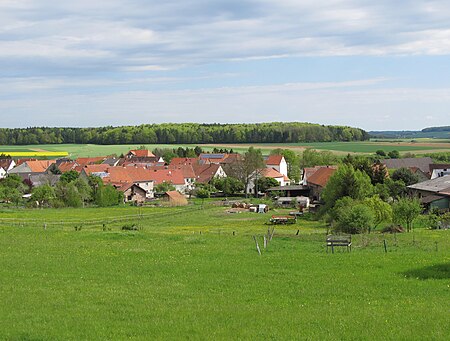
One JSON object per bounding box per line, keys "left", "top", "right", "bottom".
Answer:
{"left": 321, "top": 164, "right": 373, "bottom": 211}
{"left": 392, "top": 198, "right": 422, "bottom": 232}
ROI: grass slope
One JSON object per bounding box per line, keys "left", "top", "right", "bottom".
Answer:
{"left": 0, "top": 205, "right": 449, "bottom": 340}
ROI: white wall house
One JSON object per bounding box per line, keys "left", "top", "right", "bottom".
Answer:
{"left": 265, "top": 155, "right": 288, "bottom": 177}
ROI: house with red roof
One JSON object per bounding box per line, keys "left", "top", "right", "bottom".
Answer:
{"left": 193, "top": 163, "right": 227, "bottom": 184}
{"left": 9, "top": 160, "right": 56, "bottom": 180}
{"left": 247, "top": 167, "right": 290, "bottom": 195}
{"left": 76, "top": 157, "right": 106, "bottom": 167}
{"left": 304, "top": 166, "right": 337, "bottom": 201}
{"left": 126, "top": 149, "right": 155, "bottom": 158}
{"left": 170, "top": 157, "right": 199, "bottom": 166}
{"left": 265, "top": 155, "right": 288, "bottom": 177}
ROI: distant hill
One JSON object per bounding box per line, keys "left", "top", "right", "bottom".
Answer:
{"left": 422, "top": 126, "right": 450, "bottom": 133}
{"left": 370, "top": 126, "right": 450, "bottom": 139}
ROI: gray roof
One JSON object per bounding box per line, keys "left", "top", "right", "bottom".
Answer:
{"left": 408, "top": 175, "right": 450, "bottom": 194}
{"left": 29, "top": 174, "right": 60, "bottom": 187}
{"left": 102, "top": 158, "right": 120, "bottom": 166}
{"left": 382, "top": 157, "right": 433, "bottom": 173}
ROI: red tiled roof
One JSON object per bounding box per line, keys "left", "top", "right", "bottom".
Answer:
{"left": 170, "top": 157, "right": 199, "bottom": 166}
{"left": 83, "top": 164, "right": 110, "bottom": 175}
{"left": 128, "top": 150, "right": 155, "bottom": 157}
{"left": 16, "top": 158, "right": 37, "bottom": 166}
{"left": 27, "top": 160, "right": 56, "bottom": 173}
{"left": 76, "top": 157, "right": 106, "bottom": 167}
{"left": 307, "top": 167, "right": 337, "bottom": 187}
{"left": 261, "top": 167, "right": 285, "bottom": 179}
{"left": 58, "top": 161, "right": 79, "bottom": 173}
{"left": 193, "top": 164, "right": 221, "bottom": 183}
{"left": 168, "top": 164, "right": 196, "bottom": 179}
{"left": 266, "top": 155, "right": 283, "bottom": 165}
{"left": 164, "top": 191, "right": 188, "bottom": 205}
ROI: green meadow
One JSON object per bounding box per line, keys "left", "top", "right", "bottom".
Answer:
{"left": 0, "top": 204, "right": 448, "bottom": 340}
{"left": 1, "top": 139, "right": 450, "bottom": 158}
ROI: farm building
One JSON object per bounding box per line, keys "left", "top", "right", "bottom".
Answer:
{"left": 163, "top": 191, "right": 188, "bottom": 206}
{"left": 8, "top": 160, "right": 56, "bottom": 180}
{"left": 408, "top": 175, "right": 450, "bottom": 211}
{"left": 429, "top": 164, "right": 450, "bottom": 179}
{"left": 267, "top": 185, "right": 310, "bottom": 198}
{"left": 381, "top": 157, "right": 433, "bottom": 173}
{"left": 120, "top": 183, "right": 147, "bottom": 204}
{"left": 304, "top": 166, "right": 337, "bottom": 201}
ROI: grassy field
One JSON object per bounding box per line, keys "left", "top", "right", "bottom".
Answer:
{"left": 1, "top": 139, "right": 450, "bottom": 158}
{"left": 0, "top": 203, "right": 449, "bottom": 340}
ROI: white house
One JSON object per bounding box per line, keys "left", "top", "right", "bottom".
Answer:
{"left": 265, "top": 155, "right": 288, "bottom": 177}
{"left": 430, "top": 164, "right": 450, "bottom": 180}
{"left": 247, "top": 167, "right": 290, "bottom": 194}
{"left": 0, "top": 159, "right": 16, "bottom": 179}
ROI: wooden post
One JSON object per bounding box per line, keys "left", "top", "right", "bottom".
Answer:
{"left": 253, "top": 236, "right": 261, "bottom": 255}
{"left": 269, "top": 228, "right": 275, "bottom": 241}
{"left": 383, "top": 239, "right": 387, "bottom": 253}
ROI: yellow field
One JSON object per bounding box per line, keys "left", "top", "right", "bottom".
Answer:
{"left": 0, "top": 151, "right": 69, "bottom": 157}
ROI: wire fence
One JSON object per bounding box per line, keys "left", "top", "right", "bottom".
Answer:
{"left": 0, "top": 205, "right": 205, "bottom": 230}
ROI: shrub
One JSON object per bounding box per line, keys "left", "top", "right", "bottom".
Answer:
{"left": 122, "top": 224, "right": 138, "bottom": 231}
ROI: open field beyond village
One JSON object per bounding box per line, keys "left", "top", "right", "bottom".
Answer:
{"left": 0, "top": 203, "right": 449, "bottom": 340}
{"left": 1, "top": 139, "right": 450, "bottom": 158}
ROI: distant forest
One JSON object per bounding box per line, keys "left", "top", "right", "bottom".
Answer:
{"left": 370, "top": 125, "right": 450, "bottom": 139}
{"left": 0, "top": 123, "right": 369, "bottom": 145}
{"left": 422, "top": 126, "right": 450, "bottom": 133}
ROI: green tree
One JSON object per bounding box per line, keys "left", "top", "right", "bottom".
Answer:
{"left": 388, "top": 150, "right": 400, "bottom": 159}
{"left": 95, "top": 185, "right": 123, "bottom": 207}
{"left": 333, "top": 198, "right": 374, "bottom": 234}
{"left": 212, "top": 177, "right": 244, "bottom": 196}
{"left": 225, "top": 147, "right": 264, "bottom": 197}
{"left": 391, "top": 167, "right": 419, "bottom": 186}
{"left": 321, "top": 164, "right": 373, "bottom": 211}
{"left": 0, "top": 174, "right": 27, "bottom": 206}
{"left": 256, "top": 177, "right": 279, "bottom": 193}
{"left": 364, "top": 195, "right": 392, "bottom": 232}
{"left": 47, "top": 163, "right": 62, "bottom": 175}
{"left": 392, "top": 198, "right": 422, "bottom": 232}
{"left": 196, "top": 188, "right": 210, "bottom": 199}
{"left": 301, "top": 149, "right": 337, "bottom": 168}
{"left": 155, "top": 182, "right": 176, "bottom": 193}
{"left": 55, "top": 181, "right": 82, "bottom": 208}
{"left": 74, "top": 177, "right": 92, "bottom": 206}
{"left": 60, "top": 170, "right": 79, "bottom": 183}
{"left": 32, "top": 184, "right": 55, "bottom": 207}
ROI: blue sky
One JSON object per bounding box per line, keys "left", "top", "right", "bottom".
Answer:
{"left": 1, "top": 0, "right": 450, "bottom": 130}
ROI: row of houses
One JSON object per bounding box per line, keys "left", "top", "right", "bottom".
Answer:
{"left": 0, "top": 149, "right": 292, "bottom": 203}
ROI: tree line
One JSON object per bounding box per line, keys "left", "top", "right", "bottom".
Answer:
{"left": 0, "top": 122, "right": 369, "bottom": 145}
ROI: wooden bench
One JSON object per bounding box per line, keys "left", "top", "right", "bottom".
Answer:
{"left": 326, "top": 235, "right": 352, "bottom": 253}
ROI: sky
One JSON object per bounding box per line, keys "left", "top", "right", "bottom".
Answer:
{"left": 1, "top": 0, "right": 450, "bottom": 131}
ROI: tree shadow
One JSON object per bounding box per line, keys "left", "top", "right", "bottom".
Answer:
{"left": 402, "top": 263, "right": 450, "bottom": 280}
